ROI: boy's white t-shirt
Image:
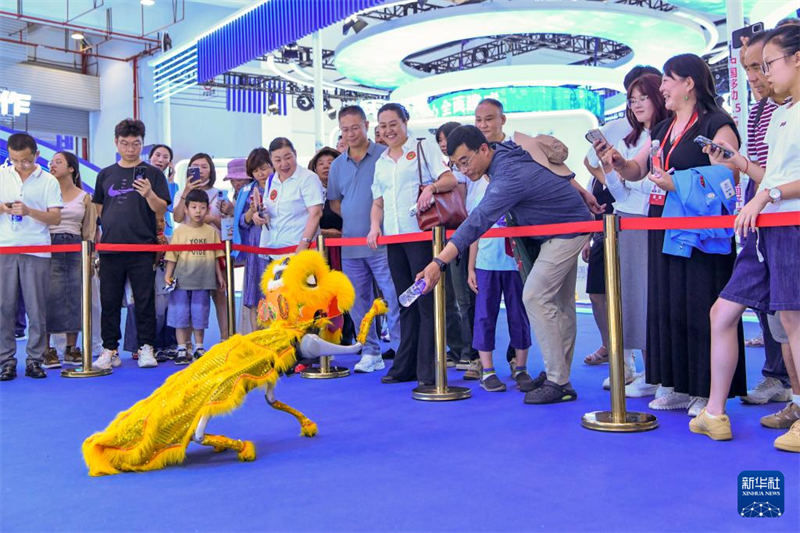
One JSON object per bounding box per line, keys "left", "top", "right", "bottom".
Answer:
{"left": 466, "top": 177, "right": 517, "bottom": 272}
{"left": 759, "top": 102, "right": 800, "bottom": 214}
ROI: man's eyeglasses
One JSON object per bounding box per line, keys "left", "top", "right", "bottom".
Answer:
{"left": 118, "top": 140, "right": 142, "bottom": 150}
{"left": 454, "top": 151, "right": 478, "bottom": 172}
{"left": 761, "top": 55, "right": 789, "bottom": 75}
{"left": 9, "top": 157, "right": 36, "bottom": 168}
{"left": 627, "top": 95, "right": 649, "bottom": 108}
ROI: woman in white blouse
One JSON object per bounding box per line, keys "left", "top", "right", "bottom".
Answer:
{"left": 595, "top": 73, "right": 669, "bottom": 397}
{"left": 259, "top": 137, "right": 324, "bottom": 258}
{"left": 367, "top": 103, "right": 458, "bottom": 385}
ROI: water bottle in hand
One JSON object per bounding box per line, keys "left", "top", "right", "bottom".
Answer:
{"left": 399, "top": 279, "right": 426, "bottom": 308}
{"left": 7, "top": 202, "right": 22, "bottom": 230}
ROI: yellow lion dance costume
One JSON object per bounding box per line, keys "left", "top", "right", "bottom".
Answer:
{"left": 82, "top": 251, "right": 387, "bottom": 476}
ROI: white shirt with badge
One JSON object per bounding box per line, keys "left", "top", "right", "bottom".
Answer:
{"left": 372, "top": 136, "right": 449, "bottom": 236}
{"left": 259, "top": 165, "right": 324, "bottom": 251}
{"left": 0, "top": 165, "right": 63, "bottom": 258}
{"left": 759, "top": 102, "right": 800, "bottom": 215}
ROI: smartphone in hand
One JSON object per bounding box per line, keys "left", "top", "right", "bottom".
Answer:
{"left": 585, "top": 129, "right": 608, "bottom": 147}
{"left": 694, "top": 135, "right": 735, "bottom": 159}
{"left": 187, "top": 166, "right": 201, "bottom": 184}
{"left": 731, "top": 22, "right": 764, "bottom": 49}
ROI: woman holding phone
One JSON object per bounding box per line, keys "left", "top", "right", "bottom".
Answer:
{"left": 234, "top": 148, "right": 274, "bottom": 331}
{"left": 593, "top": 73, "right": 670, "bottom": 397}
{"left": 173, "top": 153, "right": 234, "bottom": 340}
{"left": 597, "top": 54, "right": 743, "bottom": 416}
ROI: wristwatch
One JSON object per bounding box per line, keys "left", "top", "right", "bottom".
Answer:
{"left": 433, "top": 257, "right": 448, "bottom": 272}
{"left": 301, "top": 237, "right": 313, "bottom": 244}
{"left": 768, "top": 188, "right": 782, "bottom": 204}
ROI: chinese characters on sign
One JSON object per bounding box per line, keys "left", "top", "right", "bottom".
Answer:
{"left": 0, "top": 90, "right": 32, "bottom": 117}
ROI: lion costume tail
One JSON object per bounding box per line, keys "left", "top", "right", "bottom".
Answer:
{"left": 356, "top": 299, "right": 389, "bottom": 345}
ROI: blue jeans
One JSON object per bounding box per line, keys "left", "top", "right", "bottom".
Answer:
{"left": 342, "top": 254, "right": 400, "bottom": 357}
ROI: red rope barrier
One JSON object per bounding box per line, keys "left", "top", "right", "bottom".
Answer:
{"left": 326, "top": 231, "right": 432, "bottom": 247}
{"left": 619, "top": 211, "right": 799, "bottom": 231}
{"left": 1, "top": 212, "right": 797, "bottom": 254}
{"left": 0, "top": 244, "right": 82, "bottom": 254}
{"left": 95, "top": 243, "right": 225, "bottom": 252}
{"left": 232, "top": 242, "right": 317, "bottom": 255}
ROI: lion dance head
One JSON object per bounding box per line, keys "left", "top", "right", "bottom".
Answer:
{"left": 257, "top": 251, "right": 355, "bottom": 344}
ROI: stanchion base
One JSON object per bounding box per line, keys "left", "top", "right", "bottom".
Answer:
{"left": 61, "top": 367, "right": 113, "bottom": 378}
{"left": 582, "top": 411, "right": 658, "bottom": 432}
{"left": 300, "top": 366, "right": 350, "bottom": 379}
{"left": 412, "top": 385, "right": 471, "bottom": 402}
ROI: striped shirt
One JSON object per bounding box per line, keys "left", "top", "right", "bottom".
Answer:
{"left": 746, "top": 98, "right": 778, "bottom": 167}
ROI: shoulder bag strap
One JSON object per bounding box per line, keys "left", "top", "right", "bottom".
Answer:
{"left": 753, "top": 98, "right": 768, "bottom": 130}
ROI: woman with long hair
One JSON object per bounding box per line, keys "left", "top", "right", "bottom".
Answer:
{"left": 599, "top": 53, "right": 744, "bottom": 415}
{"left": 595, "top": 73, "right": 670, "bottom": 396}
{"left": 42, "top": 151, "right": 96, "bottom": 369}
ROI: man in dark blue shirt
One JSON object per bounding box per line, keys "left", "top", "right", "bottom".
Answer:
{"left": 418, "top": 125, "right": 591, "bottom": 405}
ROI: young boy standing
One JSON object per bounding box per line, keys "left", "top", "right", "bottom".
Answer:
{"left": 466, "top": 175, "right": 532, "bottom": 392}
{"left": 165, "top": 189, "right": 225, "bottom": 365}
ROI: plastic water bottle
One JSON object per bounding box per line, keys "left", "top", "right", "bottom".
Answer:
{"left": 9, "top": 212, "right": 22, "bottom": 230}
{"left": 399, "top": 279, "right": 426, "bottom": 307}
{"left": 9, "top": 195, "right": 22, "bottom": 230}
{"left": 650, "top": 139, "right": 661, "bottom": 176}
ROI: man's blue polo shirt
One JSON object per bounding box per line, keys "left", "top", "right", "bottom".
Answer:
{"left": 327, "top": 141, "right": 388, "bottom": 259}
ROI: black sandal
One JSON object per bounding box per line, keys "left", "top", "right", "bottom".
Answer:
{"left": 524, "top": 380, "right": 578, "bottom": 404}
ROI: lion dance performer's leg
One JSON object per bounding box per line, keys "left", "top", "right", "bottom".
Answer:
{"left": 265, "top": 382, "right": 318, "bottom": 437}
{"left": 191, "top": 414, "right": 256, "bottom": 461}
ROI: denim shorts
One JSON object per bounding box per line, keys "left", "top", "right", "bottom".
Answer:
{"left": 167, "top": 289, "right": 210, "bottom": 329}
{"left": 720, "top": 226, "right": 800, "bottom": 312}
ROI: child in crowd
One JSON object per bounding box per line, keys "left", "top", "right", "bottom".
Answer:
{"left": 164, "top": 189, "right": 226, "bottom": 365}
{"left": 466, "top": 174, "right": 532, "bottom": 392}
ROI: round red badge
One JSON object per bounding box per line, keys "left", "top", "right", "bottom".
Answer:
{"left": 406, "top": 151, "right": 416, "bottom": 161}
{"left": 269, "top": 189, "right": 278, "bottom": 201}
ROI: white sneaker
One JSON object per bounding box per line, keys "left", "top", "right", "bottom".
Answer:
{"left": 655, "top": 385, "right": 671, "bottom": 399}
{"left": 94, "top": 349, "right": 116, "bottom": 370}
{"left": 602, "top": 363, "right": 636, "bottom": 390}
{"left": 111, "top": 352, "right": 122, "bottom": 367}
{"left": 741, "top": 377, "right": 792, "bottom": 405}
{"left": 625, "top": 372, "right": 659, "bottom": 398}
{"left": 688, "top": 396, "right": 708, "bottom": 417}
{"left": 137, "top": 344, "right": 158, "bottom": 368}
{"left": 354, "top": 354, "right": 385, "bottom": 373}
{"left": 649, "top": 390, "right": 691, "bottom": 410}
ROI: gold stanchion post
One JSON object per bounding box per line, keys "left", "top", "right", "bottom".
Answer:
{"left": 301, "top": 234, "right": 350, "bottom": 379}
{"left": 582, "top": 214, "right": 657, "bottom": 431}
{"left": 412, "top": 226, "right": 471, "bottom": 401}
{"left": 225, "top": 240, "right": 236, "bottom": 336}
{"left": 62, "top": 241, "right": 111, "bottom": 378}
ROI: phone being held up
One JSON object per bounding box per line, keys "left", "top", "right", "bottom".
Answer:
{"left": 731, "top": 22, "right": 764, "bottom": 49}
{"left": 585, "top": 128, "right": 609, "bottom": 149}
{"left": 187, "top": 166, "right": 201, "bottom": 184}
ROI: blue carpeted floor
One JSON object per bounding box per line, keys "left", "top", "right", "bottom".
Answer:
{"left": 1, "top": 309, "right": 798, "bottom": 533}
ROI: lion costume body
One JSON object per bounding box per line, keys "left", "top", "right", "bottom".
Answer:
{"left": 82, "top": 251, "right": 386, "bottom": 476}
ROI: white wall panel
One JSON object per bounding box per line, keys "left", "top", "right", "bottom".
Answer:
{"left": 0, "top": 63, "right": 100, "bottom": 111}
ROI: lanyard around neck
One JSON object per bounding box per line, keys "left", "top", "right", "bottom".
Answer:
{"left": 660, "top": 111, "right": 698, "bottom": 170}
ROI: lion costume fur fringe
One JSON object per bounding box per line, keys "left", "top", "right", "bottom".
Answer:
{"left": 82, "top": 251, "right": 387, "bottom": 476}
